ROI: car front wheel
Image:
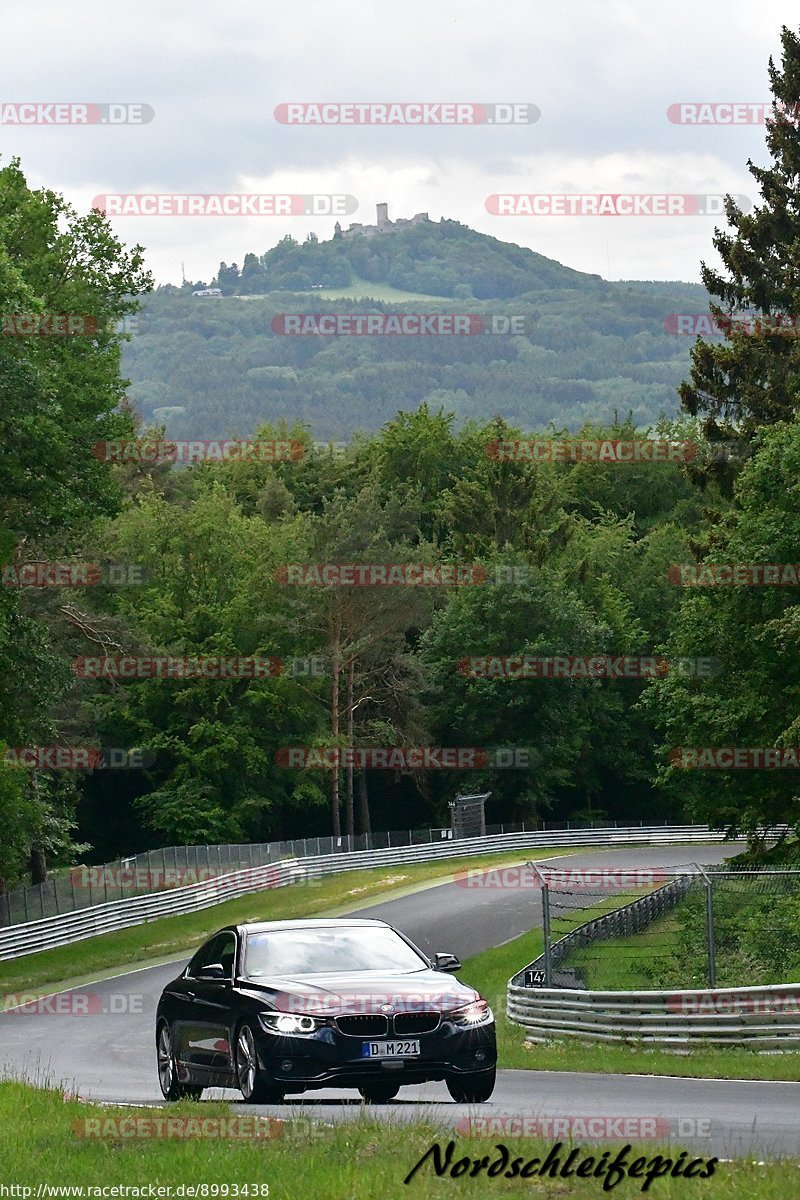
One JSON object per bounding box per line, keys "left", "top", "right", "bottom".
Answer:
{"left": 445, "top": 1066, "right": 496, "bottom": 1103}
{"left": 235, "top": 1022, "right": 285, "bottom": 1104}
{"left": 157, "top": 1022, "right": 203, "bottom": 1101}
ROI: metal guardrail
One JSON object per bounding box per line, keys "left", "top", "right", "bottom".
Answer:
{"left": 0, "top": 818, "right": 746, "bottom": 928}
{"left": 0, "top": 824, "right": 744, "bottom": 961}
{"left": 506, "top": 980, "right": 800, "bottom": 1049}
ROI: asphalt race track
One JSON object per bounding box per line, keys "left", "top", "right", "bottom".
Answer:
{"left": 2, "top": 844, "right": 799, "bottom": 1160}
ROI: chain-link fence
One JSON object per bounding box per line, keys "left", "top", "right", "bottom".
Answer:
{"left": 0, "top": 816, "right": 637, "bottom": 928}
{"left": 523, "top": 864, "right": 800, "bottom": 991}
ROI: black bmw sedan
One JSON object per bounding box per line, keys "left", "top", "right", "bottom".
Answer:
{"left": 156, "top": 917, "right": 496, "bottom": 1104}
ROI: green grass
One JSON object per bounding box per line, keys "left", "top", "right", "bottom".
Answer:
{"left": 729, "top": 837, "right": 800, "bottom": 867}
{"left": 0, "top": 848, "right": 593, "bottom": 996}
{"left": 234, "top": 279, "right": 449, "bottom": 304}
{"left": 568, "top": 908, "right": 684, "bottom": 991}
{"left": 0, "top": 1080, "right": 797, "bottom": 1196}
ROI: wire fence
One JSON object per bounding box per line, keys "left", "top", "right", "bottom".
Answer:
{"left": 0, "top": 816, "right": 646, "bottom": 929}
{"left": 518, "top": 864, "right": 800, "bottom": 991}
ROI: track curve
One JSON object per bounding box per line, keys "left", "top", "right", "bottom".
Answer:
{"left": 2, "top": 844, "right": 798, "bottom": 1160}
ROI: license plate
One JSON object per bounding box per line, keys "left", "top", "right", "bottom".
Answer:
{"left": 361, "top": 1039, "right": 420, "bottom": 1058}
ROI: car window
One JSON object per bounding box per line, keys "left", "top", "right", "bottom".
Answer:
{"left": 216, "top": 933, "right": 236, "bottom": 976}
{"left": 186, "top": 931, "right": 237, "bottom": 978}
{"left": 243, "top": 927, "right": 427, "bottom": 977}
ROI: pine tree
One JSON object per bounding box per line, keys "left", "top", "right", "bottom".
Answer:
{"left": 680, "top": 25, "right": 800, "bottom": 489}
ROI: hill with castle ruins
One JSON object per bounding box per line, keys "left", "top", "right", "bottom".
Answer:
{"left": 122, "top": 209, "right": 710, "bottom": 441}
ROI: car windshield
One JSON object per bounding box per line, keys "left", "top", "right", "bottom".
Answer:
{"left": 243, "top": 927, "right": 428, "bottom": 976}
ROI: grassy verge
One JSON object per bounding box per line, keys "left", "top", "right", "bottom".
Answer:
{"left": 462, "top": 927, "right": 800, "bottom": 1081}
{"left": 0, "top": 847, "right": 594, "bottom": 996}
{"left": 728, "top": 837, "right": 800, "bottom": 867}
{"left": 569, "top": 906, "right": 800, "bottom": 992}
{"left": 568, "top": 908, "right": 683, "bottom": 991}
{"left": 0, "top": 1080, "right": 796, "bottom": 1196}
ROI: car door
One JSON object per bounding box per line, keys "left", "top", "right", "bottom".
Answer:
{"left": 184, "top": 926, "right": 237, "bottom": 1080}
{"left": 170, "top": 935, "right": 217, "bottom": 1071}
{"left": 173, "top": 926, "right": 236, "bottom": 1080}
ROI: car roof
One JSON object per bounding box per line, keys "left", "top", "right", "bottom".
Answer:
{"left": 235, "top": 918, "right": 392, "bottom": 934}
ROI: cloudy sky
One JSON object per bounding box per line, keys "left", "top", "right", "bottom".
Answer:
{"left": 1, "top": 0, "right": 796, "bottom": 285}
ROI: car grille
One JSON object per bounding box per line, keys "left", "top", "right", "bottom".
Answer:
{"left": 335, "top": 1015, "right": 389, "bottom": 1037}
{"left": 393, "top": 1012, "right": 440, "bottom": 1035}
{"left": 334, "top": 1012, "right": 442, "bottom": 1037}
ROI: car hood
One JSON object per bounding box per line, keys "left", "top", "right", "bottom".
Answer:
{"left": 237, "top": 969, "right": 479, "bottom": 1015}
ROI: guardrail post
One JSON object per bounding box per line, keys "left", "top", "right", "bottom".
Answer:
{"left": 528, "top": 862, "right": 552, "bottom": 986}
{"left": 693, "top": 863, "right": 716, "bottom": 989}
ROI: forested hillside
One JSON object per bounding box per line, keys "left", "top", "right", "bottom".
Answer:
{"left": 122, "top": 221, "right": 710, "bottom": 440}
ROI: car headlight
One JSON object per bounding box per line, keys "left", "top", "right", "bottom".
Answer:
{"left": 258, "top": 1012, "right": 325, "bottom": 1035}
{"left": 450, "top": 999, "right": 493, "bottom": 1028}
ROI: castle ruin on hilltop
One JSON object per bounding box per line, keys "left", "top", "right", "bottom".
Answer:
{"left": 334, "top": 202, "right": 430, "bottom": 240}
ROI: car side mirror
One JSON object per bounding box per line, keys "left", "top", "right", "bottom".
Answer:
{"left": 434, "top": 952, "right": 461, "bottom": 973}
{"left": 200, "top": 963, "right": 227, "bottom": 979}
